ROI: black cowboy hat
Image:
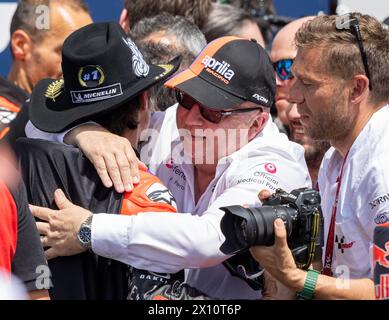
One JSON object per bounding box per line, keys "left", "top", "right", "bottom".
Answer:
{"left": 30, "top": 22, "right": 181, "bottom": 132}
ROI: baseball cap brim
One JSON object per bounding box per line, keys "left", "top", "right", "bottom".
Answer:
{"left": 165, "top": 62, "right": 246, "bottom": 111}
{"left": 30, "top": 56, "right": 181, "bottom": 133}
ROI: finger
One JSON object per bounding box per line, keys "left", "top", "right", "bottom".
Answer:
{"left": 29, "top": 204, "right": 52, "bottom": 221}
{"left": 36, "top": 222, "right": 50, "bottom": 235}
{"left": 45, "top": 248, "right": 59, "bottom": 260}
{"left": 115, "top": 152, "right": 133, "bottom": 192}
{"left": 104, "top": 154, "right": 125, "bottom": 193}
{"left": 54, "top": 189, "right": 74, "bottom": 210}
{"left": 93, "top": 156, "right": 113, "bottom": 188}
{"left": 258, "top": 189, "right": 272, "bottom": 202}
{"left": 40, "top": 236, "right": 49, "bottom": 248}
{"left": 125, "top": 148, "right": 140, "bottom": 185}
{"left": 273, "top": 218, "right": 288, "bottom": 249}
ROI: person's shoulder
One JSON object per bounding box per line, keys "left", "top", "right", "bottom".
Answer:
{"left": 15, "top": 137, "right": 80, "bottom": 157}
{"left": 0, "top": 76, "right": 29, "bottom": 107}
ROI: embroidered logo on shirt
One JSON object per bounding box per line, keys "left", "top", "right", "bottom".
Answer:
{"left": 369, "top": 194, "right": 389, "bottom": 210}
{"left": 335, "top": 235, "right": 355, "bottom": 254}
{"left": 375, "top": 212, "right": 389, "bottom": 224}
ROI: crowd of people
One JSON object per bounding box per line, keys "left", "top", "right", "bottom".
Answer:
{"left": 0, "top": 0, "right": 388, "bottom": 300}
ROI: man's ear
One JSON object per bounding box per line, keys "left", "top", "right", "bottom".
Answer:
{"left": 10, "top": 30, "right": 32, "bottom": 61}
{"left": 140, "top": 91, "right": 149, "bottom": 111}
{"left": 119, "top": 8, "right": 130, "bottom": 34}
{"left": 248, "top": 110, "right": 269, "bottom": 140}
{"left": 350, "top": 74, "right": 370, "bottom": 105}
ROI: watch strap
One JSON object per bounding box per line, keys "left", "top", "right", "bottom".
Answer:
{"left": 296, "top": 269, "right": 319, "bottom": 300}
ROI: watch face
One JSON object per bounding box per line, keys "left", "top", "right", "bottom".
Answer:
{"left": 79, "top": 226, "right": 91, "bottom": 244}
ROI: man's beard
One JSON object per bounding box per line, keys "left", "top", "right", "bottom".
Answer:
{"left": 304, "top": 139, "right": 331, "bottom": 164}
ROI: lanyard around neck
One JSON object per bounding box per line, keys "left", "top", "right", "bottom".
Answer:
{"left": 322, "top": 150, "right": 350, "bottom": 276}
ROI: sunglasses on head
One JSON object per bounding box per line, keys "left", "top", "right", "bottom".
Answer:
{"left": 273, "top": 59, "right": 294, "bottom": 81}
{"left": 175, "top": 91, "right": 263, "bottom": 124}
{"left": 335, "top": 14, "right": 372, "bottom": 90}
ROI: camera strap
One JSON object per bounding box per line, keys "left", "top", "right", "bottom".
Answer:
{"left": 322, "top": 151, "right": 349, "bottom": 276}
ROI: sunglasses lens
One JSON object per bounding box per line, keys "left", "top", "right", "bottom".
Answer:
{"left": 200, "top": 107, "right": 222, "bottom": 124}
{"left": 176, "top": 91, "right": 222, "bottom": 124}
{"left": 176, "top": 91, "right": 193, "bottom": 110}
{"left": 274, "top": 59, "right": 293, "bottom": 80}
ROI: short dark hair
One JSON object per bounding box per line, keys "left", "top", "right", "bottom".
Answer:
{"left": 10, "top": 0, "right": 89, "bottom": 43}
{"left": 130, "top": 12, "right": 206, "bottom": 57}
{"left": 124, "top": 0, "right": 213, "bottom": 29}
{"left": 201, "top": 3, "right": 259, "bottom": 42}
{"left": 94, "top": 95, "right": 142, "bottom": 135}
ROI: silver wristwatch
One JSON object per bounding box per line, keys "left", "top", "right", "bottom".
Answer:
{"left": 77, "top": 215, "right": 93, "bottom": 249}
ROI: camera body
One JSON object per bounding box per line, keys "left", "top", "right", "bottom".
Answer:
{"left": 220, "top": 187, "right": 324, "bottom": 269}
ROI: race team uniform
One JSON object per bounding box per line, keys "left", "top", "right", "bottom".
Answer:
{"left": 319, "top": 104, "right": 389, "bottom": 279}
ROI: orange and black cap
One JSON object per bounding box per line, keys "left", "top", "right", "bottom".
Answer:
{"left": 165, "top": 36, "right": 275, "bottom": 110}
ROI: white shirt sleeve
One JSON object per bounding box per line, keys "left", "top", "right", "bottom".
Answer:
{"left": 91, "top": 210, "right": 226, "bottom": 274}
{"left": 91, "top": 178, "right": 269, "bottom": 273}
{"left": 25, "top": 120, "right": 98, "bottom": 144}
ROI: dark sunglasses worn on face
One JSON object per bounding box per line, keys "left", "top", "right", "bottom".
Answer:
{"left": 175, "top": 91, "right": 263, "bottom": 124}
{"left": 273, "top": 59, "right": 294, "bottom": 81}
{"left": 335, "top": 14, "right": 372, "bottom": 90}
{"left": 176, "top": 90, "right": 263, "bottom": 123}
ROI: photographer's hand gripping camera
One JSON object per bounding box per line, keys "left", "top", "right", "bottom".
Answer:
{"left": 219, "top": 188, "right": 324, "bottom": 269}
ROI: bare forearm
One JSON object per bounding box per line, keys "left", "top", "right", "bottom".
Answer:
{"left": 286, "top": 269, "right": 375, "bottom": 300}
{"left": 314, "top": 275, "right": 375, "bottom": 300}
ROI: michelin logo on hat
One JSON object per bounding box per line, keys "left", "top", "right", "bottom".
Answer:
{"left": 71, "top": 83, "right": 123, "bottom": 104}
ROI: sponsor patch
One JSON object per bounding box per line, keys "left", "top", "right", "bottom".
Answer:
{"left": 373, "top": 241, "right": 389, "bottom": 269}
{"left": 369, "top": 193, "right": 389, "bottom": 210}
{"left": 44, "top": 79, "right": 64, "bottom": 102}
{"left": 252, "top": 93, "right": 268, "bottom": 104}
{"left": 146, "top": 183, "right": 177, "bottom": 208}
{"left": 264, "top": 163, "right": 277, "bottom": 174}
{"left": 335, "top": 235, "right": 355, "bottom": 254}
{"left": 78, "top": 65, "right": 105, "bottom": 88}
{"left": 165, "top": 158, "right": 173, "bottom": 169}
{"left": 70, "top": 83, "right": 123, "bottom": 104}
{"left": 0, "top": 107, "right": 17, "bottom": 124}
{"left": 122, "top": 37, "right": 150, "bottom": 78}
{"left": 201, "top": 55, "right": 235, "bottom": 84}
{"left": 375, "top": 212, "right": 389, "bottom": 224}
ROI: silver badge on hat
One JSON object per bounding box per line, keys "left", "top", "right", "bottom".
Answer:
{"left": 122, "top": 37, "right": 149, "bottom": 78}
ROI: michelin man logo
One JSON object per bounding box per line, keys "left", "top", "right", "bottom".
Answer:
{"left": 122, "top": 37, "right": 149, "bottom": 78}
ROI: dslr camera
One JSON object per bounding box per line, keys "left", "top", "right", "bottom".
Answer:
{"left": 220, "top": 187, "right": 324, "bottom": 269}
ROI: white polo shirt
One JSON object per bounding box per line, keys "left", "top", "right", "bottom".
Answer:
{"left": 91, "top": 104, "right": 311, "bottom": 299}
{"left": 318, "top": 105, "right": 389, "bottom": 279}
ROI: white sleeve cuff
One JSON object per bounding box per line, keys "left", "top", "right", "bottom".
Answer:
{"left": 91, "top": 214, "right": 133, "bottom": 261}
